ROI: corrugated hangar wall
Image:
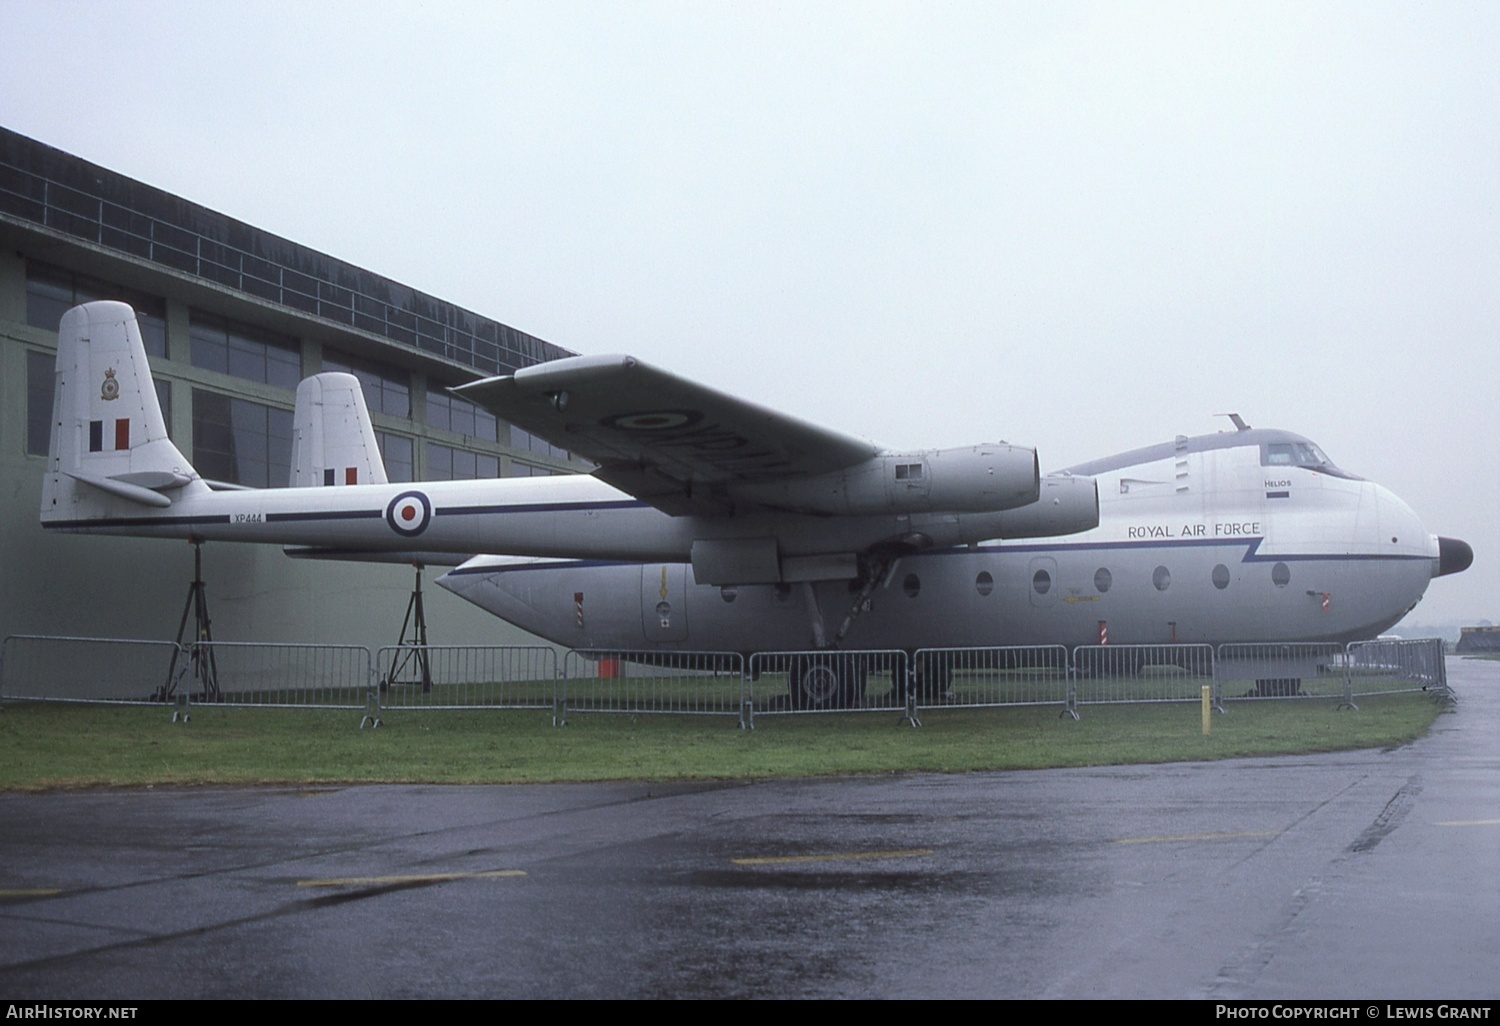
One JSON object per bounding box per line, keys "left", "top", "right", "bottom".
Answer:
{"left": 0, "top": 128, "right": 580, "bottom": 652}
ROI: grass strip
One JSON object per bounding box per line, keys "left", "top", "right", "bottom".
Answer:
{"left": 0, "top": 692, "right": 1443, "bottom": 791}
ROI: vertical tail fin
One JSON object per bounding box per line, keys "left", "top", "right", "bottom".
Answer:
{"left": 41, "top": 302, "right": 206, "bottom": 522}
{"left": 289, "top": 373, "right": 389, "bottom": 487}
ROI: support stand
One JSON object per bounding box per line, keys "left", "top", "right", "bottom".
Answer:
{"left": 162, "top": 541, "right": 219, "bottom": 702}
{"left": 384, "top": 564, "right": 432, "bottom": 693}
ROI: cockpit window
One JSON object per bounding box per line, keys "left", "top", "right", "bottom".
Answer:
{"left": 1261, "top": 441, "right": 1361, "bottom": 479}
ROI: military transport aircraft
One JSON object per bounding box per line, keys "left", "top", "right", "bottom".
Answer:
{"left": 42, "top": 301, "right": 1472, "bottom": 704}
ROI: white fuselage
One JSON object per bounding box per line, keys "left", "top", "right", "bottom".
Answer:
{"left": 437, "top": 430, "right": 1444, "bottom": 651}
{"left": 42, "top": 471, "right": 1083, "bottom": 564}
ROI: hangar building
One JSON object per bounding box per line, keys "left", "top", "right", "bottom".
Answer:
{"left": 0, "top": 126, "right": 587, "bottom": 650}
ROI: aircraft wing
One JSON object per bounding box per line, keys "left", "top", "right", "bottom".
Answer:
{"left": 454, "top": 355, "right": 881, "bottom": 515}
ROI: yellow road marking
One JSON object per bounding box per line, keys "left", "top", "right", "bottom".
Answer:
{"left": 297, "top": 870, "right": 525, "bottom": 888}
{"left": 1113, "top": 830, "right": 1281, "bottom": 845}
{"left": 0, "top": 888, "right": 62, "bottom": 899}
{"left": 732, "top": 848, "right": 933, "bottom": 866}
{"left": 1435, "top": 818, "right": 1500, "bottom": 827}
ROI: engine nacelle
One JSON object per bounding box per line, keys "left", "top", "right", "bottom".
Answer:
{"left": 977, "top": 472, "right": 1098, "bottom": 540}
{"left": 728, "top": 444, "right": 1039, "bottom": 516}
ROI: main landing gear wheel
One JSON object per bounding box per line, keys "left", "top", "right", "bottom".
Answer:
{"left": 789, "top": 656, "right": 866, "bottom": 709}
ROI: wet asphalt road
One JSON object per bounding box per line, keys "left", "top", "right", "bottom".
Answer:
{"left": 1, "top": 659, "right": 1496, "bottom": 999}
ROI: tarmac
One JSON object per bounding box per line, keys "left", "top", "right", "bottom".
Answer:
{"left": 0, "top": 657, "right": 1496, "bottom": 999}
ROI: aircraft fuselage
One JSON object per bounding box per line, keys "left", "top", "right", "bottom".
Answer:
{"left": 437, "top": 428, "right": 1456, "bottom": 651}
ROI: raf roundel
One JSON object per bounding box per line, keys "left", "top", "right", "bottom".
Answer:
{"left": 601, "top": 409, "right": 702, "bottom": 432}
{"left": 385, "top": 490, "right": 433, "bottom": 537}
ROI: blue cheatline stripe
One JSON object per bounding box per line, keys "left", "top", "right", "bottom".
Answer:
{"left": 42, "top": 514, "right": 231, "bottom": 530}
{"left": 442, "top": 538, "right": 1431, "bottom": 580}
{"left": 266, "top": 510, "right": 382, "bottom": 523}
{"left": 937, "top": 536, "right": 1430, "bottom": 564}
{"left": 42, "top": 498, "right": 652, "bottom": 532}
{"left": 436, "top": 500, "right": 649, "bottom": 517}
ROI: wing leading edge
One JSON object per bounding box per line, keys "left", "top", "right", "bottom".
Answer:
{"left": 455, "top": 355, "right": 882, "bottom": 515}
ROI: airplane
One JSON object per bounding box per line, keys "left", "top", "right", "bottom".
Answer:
{"left": 41, "top": 302, "right": 1473, "bottom": 707}
{"left": 434, "top": 419, "right": 1473, "bottom": 706}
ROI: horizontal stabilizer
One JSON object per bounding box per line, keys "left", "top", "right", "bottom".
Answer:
{"left": 63, "top": 470, "right": 172, "bottom": 508}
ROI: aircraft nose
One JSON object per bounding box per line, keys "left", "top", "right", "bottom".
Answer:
{"left": 1436, "top": 536, "right": 1474, "bottom": 577}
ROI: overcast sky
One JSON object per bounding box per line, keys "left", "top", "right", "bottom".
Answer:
{"left": 4, "top": 1, "right": 1495, "bottom": 624}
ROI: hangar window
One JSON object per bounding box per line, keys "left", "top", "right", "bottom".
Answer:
{"left": 903, "top": 573, "right": 921, "bottom": 598}
{"left": 325, "top": 350, "right": 411, "bottom": 418}
{"left": 975, "top": 571, "right": 994, "bottom": 597}
{"left": 1153, "top": 565, "right": 1171, "bottom": 591}
{"left": 1094, "top": 567, "right": 1112, "bottom": 593}
{"left": 511, "top": 424, "right": 572, "bottom": 462}
{"left": 191, "top": 390, "right": 293, "bottom": 488}
{"left": 425, "top": 443, "right": 499, "bottom": 481}
{"left": 1272, "top": 562, "right": 1291, "bottom": 588}
{"left": 26, "top": 350, "right": 55, "bottom": 456}
{"left": 26, "top": 261, "right": 167, "bottom": 358}
{"left": 376, "top": 432, "right": 413, "bottom": 483}
{"left": 426, "top": 390, "right": 498, "bottom": 441}
{"left": 1212, "top": 564, "right": 1231, "bottom": 590}
{"left": 189, "top": 311, "right": 301, "bottom": 390}
{"left": 1032, "top": 569, "right": 1051, "bottom": 595}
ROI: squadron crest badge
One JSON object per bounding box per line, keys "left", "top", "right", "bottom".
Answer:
{"left": 101, "top": 367, "right": 120, "bottom": 401}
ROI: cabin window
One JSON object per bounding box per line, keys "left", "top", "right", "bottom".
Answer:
{"left": 1094, "top": 567, "right": 1112, "bottom": 594}
{"left": 720, "top": 586, "right": 737, "bottom": 603}
{"left": 1032, "top": 569, "right": 1051, "bottom": 595}
{"left": 1153, "top": 566, "right": 1171, "bottom": 592}
{"left": 975, "top": 571, "right": 994, "bottom": 597}
{"left": 903, "top": 573, "right": 921, "bottom": 598}
{"left": 895, "top": 463, "right": 924, "bottom": 481}
{"left": 1212, "top": 564, "right": 1231, "bottom": 590}
{"left": 1272, "top": 562, "right": 1291, "bottom": 588}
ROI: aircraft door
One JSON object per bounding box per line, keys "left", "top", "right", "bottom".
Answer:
{"left": 641, "top": 564, "right": 689, "bottom": 642}
{"left": 1028, "top": 556, "right": 1058, "bottom": 608}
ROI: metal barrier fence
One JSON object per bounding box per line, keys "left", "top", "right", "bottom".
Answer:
{"left": 2, "top": 634, "right": 1454, "bottom": 723}
{"left": 745, "top": 650, "right": 907, "bottom": 717}
{"left": 1069, "top": 644, "right": 1216, "bottom": 705}
{"left": 0, "top": 635, "right": 183, "bottom": 704}
{"left": 1214, "top": 642, "right": 1348, "bottom": 702}
{"left": 375, "top": 645, "right": 557, "bottom": 710}
{"left": 910, "top": 647, "right": 1072, "bottom": 710}
{"left": 190, "top": 642, "right": 371, "bottom": 709}
{"left": 1345, "top": 638, "right": 1450, "bottom": 704}
{"left": 561, "top": 650, "right": 745, "bottom": 721}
